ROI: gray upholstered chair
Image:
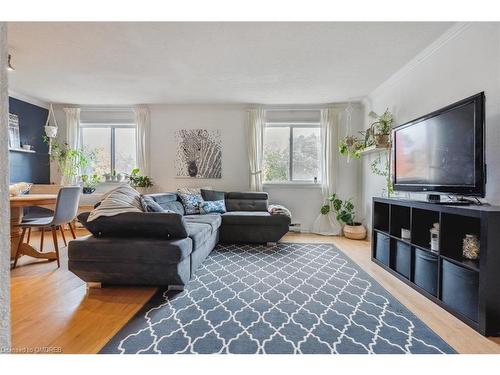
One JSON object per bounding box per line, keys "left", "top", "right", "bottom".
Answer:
{"left": 13, "top": 186, "right": 81, "bottom": 268}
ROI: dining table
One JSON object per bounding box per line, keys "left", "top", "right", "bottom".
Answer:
{"left": 9, "top": 194, "right": 58, "bottom": 263}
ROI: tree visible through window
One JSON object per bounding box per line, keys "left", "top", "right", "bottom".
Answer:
{"left": 263, "top": 124, "right": 321, "bottom": 183}
{"left": 80, "top": 124, "right": 137, "bottom": 176}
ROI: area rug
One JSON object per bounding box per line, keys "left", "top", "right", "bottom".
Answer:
{"left": 100, "top": 243, "right": 455, "bottom": 354}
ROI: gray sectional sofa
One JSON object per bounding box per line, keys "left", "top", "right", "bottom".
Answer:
{"left": 68, "top": 191, "right": 290, "bottom": 288}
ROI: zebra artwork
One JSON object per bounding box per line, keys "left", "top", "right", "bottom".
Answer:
{"left": 175, "top": 129, "right": 222, "bottom": 178}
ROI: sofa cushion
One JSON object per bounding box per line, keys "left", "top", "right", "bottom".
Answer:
{"left": 200, "top": 200, "right": 226, "bottom": 214}
{"left": 183, "top": 214, "right": 222, "bottom": 233}
{"left": 178, "top": 192, "right": 203, "bottom": 215}
{"left": 201, "top": 189, "right": 226, "bottom": 201}
{"left": 78, "top": 211, "right": 188, "bottom": 239}
{"left": 221, "top": 211, "right": 290, "bottom": 226}
{"left": 185, "top": 222, "right": 213, "bottom": 249}
{"left": 68, "top": 235, "right": 193, "bottom": 265}
{"left": 147, "top": 193, "right": 185, "bottom": 215}
{"left": 225, "top": 192, "right": 268, "bottom": 212}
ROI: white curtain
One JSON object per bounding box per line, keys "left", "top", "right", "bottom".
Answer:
{"left": 312, "top": 108, "right": 342, "bottom": 235}
{"left": 246, "top": 108, "right": 266, "bottom": 191}
{"left": 64, "top": 107, "right": 80, "bottom": 150}
{"left": 134, "top": 105, "right": 150, "bottom": 176}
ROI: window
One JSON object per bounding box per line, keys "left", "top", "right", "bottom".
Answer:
{"left": 263, "top": 123, "right": 321, "bottom": 183}
{"left": 80, "top": 124, "right": 137, "bottom": 175}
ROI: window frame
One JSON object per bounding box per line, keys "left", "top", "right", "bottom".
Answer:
{"left": 264, "top": 122, "right": 322, "bottom": 184}
{"left": 79, "top": 123, "right": 137, "bottom": 174}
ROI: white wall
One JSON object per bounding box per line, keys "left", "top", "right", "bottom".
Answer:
{"left": 361, "top": 23, "right": 500, "bottom": 230}
{"left": 0, "top": 22, "right": 11, "bottom": 351}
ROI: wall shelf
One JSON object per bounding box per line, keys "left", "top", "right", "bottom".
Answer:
{"left": 9, "top": 148, "right": 36, "bottom": 154}
{"left": 360, "top": 145, "right": 390, "bottom": 156}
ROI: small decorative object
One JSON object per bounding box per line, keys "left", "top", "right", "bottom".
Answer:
{"left": 324, "top": 193, "right": 366, "bottom": 240}
{"left": 81, "top": 174, "right": 101, "bottom": 194}
{"left": 175, "top": 129, "right": 222, "bottom": 178}
{"left": 9, "top": 182, "right": 32, "bottom": 197}
{"left": 128, "top": 168, "right": 153, "bottom": 194}
{"left": 401, "top": 228, "right": 411, "bottom": 240}
{"left": 430, "top": 223, "right": 439, "bottom": 252}
{"left": 463, "top": 234, "right": 480, "bottom": 260}
{"left": 8, "top": 113, "right": 21, "bottom": 149}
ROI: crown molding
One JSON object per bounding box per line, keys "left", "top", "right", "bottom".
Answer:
{"left": 368, "top": 22, "right": 472, "bottom": 99}
{"left": 8, "top": 90, "right": 49, "bottom": 109}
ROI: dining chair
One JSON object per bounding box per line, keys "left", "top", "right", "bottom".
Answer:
{"left": 13, "top": 186, "right": 82, "bottom": 268}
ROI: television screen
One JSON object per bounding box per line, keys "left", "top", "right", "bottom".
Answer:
{"left": 393, "top": 93, "right": 484, "bottom": 196}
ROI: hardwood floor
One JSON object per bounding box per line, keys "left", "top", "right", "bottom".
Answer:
{"left": 10, "top": 230, "right": 500, "bottom": 354}
{"left": 10, "top": 229, "right": 157, "bottom": 354}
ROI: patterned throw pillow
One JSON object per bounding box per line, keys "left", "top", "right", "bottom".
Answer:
{"left": 200, "top": 200, "right": 227, "bottom": 214}
{"left": 178, "top": 192, "right": 203, "bottom": 215}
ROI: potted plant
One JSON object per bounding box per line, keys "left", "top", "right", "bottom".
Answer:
{"left": 127, "top": 168, "right": 153, "bottom": 194}
{"left": 326, "top": 193, "right": 367, "bottom": 240}
{"left": 368, "top": 108, "right": 393, "bottom": 147}
{"left": 338, "top": 135, "right": 365, "bottom": 161}
{"left": 44, "top": 136, "right": 94, "bottom": 186}
{"left": 81, "top": 174, "right": 101, "bottom": 194}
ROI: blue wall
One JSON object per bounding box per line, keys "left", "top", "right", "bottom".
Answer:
{"left": 8, "top": 97, "right": 50, "bottom": 183}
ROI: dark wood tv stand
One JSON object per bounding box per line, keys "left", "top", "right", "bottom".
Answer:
{"left": 371, "top": 197, "right": 500, "bottom": 336}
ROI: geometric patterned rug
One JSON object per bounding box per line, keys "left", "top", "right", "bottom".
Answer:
{"left": 100, "top": 243, "right": 455, "bottom": 354}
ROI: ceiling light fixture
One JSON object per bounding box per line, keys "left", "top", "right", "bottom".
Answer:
{"left": 7, "top": 54, "right": 15, "bottom": 71}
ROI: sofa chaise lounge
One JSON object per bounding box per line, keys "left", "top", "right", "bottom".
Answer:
{"left": 68, "top": 191, "right": 290, "bottom": 288}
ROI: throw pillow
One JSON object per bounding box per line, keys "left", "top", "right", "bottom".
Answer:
{"left": 141, "top": 195, "right": 170, "bottom": 213}
{"left": 87, "top": 185, "right": 143, "bottom": 222}
{"left": 201, "top": 189, "right": 226, "bottom": 201}
{"left": 200, "top": 200, "right": 227, "bottom": 214}
{"left": 178, "top": 192, "right": 203, "bottom": 215}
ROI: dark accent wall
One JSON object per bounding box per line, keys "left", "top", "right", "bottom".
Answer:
{"left": 8, "top": 97, "right": 50, "bottom": 183}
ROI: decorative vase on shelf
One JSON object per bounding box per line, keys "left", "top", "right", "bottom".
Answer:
{"left": 343, "top": 223, "right": 367, "bottom": 240}
{"left": 463, "top": 234, "right": 480, "bottom": 260}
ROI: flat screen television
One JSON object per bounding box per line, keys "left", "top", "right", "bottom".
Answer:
{"left": 392, "top": 92, "right": 485, "bottom": 197}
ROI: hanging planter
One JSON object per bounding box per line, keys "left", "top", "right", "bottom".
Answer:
{"left": 44, "top": 104, "right": 59, "bottom": 154}
{"left": 339, "top": 135, "right": 365, "bottom": 160}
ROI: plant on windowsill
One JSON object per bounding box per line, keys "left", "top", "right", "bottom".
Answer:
{"left": 127, "top": 168, "right": 153, "bottom": 194}
{"left": 43, "top": 136, "right": 95, "bottom": 186}
{"left": 81, "top": 174, "right": 101, "bottom": 194}
{"left": 321, "top": 193, "right": 366, "bottom": 240}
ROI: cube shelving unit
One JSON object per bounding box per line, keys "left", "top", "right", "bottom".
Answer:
{"left": 371, "top": 197, "right": 500, "bottom": 336}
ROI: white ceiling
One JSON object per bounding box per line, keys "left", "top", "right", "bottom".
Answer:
{"left": 7, "top": 22, "right": 453, "bottom": 105}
